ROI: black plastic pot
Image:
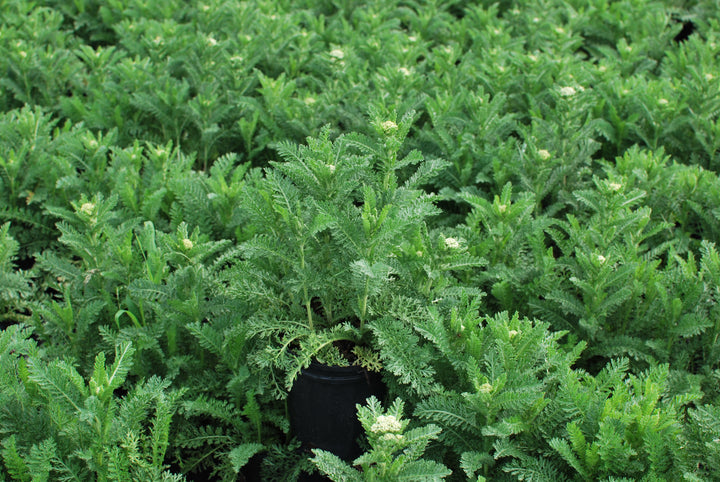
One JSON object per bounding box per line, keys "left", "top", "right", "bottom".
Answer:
{"left": 288, "top": 361, "right": 385, "bottom": 462}
{"left": 239, "top": 452, "right": 264, "bottom": 482}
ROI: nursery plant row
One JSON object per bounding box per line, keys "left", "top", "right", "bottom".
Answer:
{"left": 1, "top": 0, "right": 720, "bottom": 480}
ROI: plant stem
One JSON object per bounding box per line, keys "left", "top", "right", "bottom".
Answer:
{"left": 300, "top": 243, "right": 313, "bottom": 330}
{"left": 360, "top": 277, "right": 369, "bottom": 331}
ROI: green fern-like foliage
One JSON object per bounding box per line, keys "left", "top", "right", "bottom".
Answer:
{"left": 0, "top": 5, "right": 82, "bottom": 111}
{"left": 683, "top": 403, "right": 720, "bottom": 480}
{"left": 520, "top": 168, "right": 720, "bottom": 378}
{"left": 0, "top": 328, "right": 186, "bottom": 481}
{"left": 226, "top": 112, "right": 449, "bottom": 394}
{"left": 0, "top": 223, "right": 32, "bottom": 326}
{"left": 311, "top": 396, "right": 451, "bottom": 481}
{"left": 33, "top": 182, "right": 234, "bottom": 381}
{"left": 549, "top": 361, "right": 698, "bottom": 481}
{"left": 173, "top": 394, "right": 265, "bottom": 481}
{"left": 0, "top": 106, "right": 75, "bottom": 257}
{"left": 459, "top": 181, "right": 553, "bottom": 315}
{"left": 412, "top": 307, "right": 583, "bottom": 479}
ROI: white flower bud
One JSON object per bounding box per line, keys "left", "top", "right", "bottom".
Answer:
{"left": 371, "top": 415, "right": 402, "bottom": 433}
{"left": 182, "top": 239, "right": 194, "bottom": 250}
{"left": 382, "top": 120, "right": 398, "bottom": 133}
{"left": 538, "top": 149, "right": 551, "bottom": 160}
{"left": 444, "top": 237, "right": 460, "bottom": 249}
{"left": 80, "top": 203, "right": 95, "bottom": 215}
{"left": 560, "top": 86, "right": 577, "bottom": 97}
{"left": 479, "top": 383, "right": 493, "bottom": 394}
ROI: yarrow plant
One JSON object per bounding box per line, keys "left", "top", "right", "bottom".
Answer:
{"left": 228, "top": 111, "right": 450, "bottom": 394}
{"left": 2, "top": 0, "right": 720, "bottom": 480}
{"left": 311, "top": 397, "right": 451, "bottom": 481}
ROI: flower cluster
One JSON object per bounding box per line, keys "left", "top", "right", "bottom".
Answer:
{"left": 371, "top": 414, "right": 402, "bottom": 434}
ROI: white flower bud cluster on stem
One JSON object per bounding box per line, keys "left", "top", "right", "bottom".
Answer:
{"left": 444, "top": 237, "right": 460, "bottom": 249}
{"left": 80, "top": 203, "right": 95, "bottom": 215}
{"left": 382, "top": 120, "right": 398, "bottom": 133}
{"left": 371, "top": 415, "right": 402, "bottom": 434}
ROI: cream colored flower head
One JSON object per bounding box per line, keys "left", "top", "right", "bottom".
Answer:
{"left": 382, "top": 120, "right": 398, "bottom": 133}
{"left": 560, "top": 86, "right": 577, "bottom": 97}
{"left": 80, "top": 203, "right": 95, "bottom": 215}
{"left": 479, "top": 383, "right": 493, "bottom": 394}
{"left": 538, "top": 149, "right": 551, "bottom": 160}
{"left": 371, "top": 415, "right": 402, "bottom": 433}
{"left": 329, "top": 49, "right": 344, "bottom": 60}
{"left": 182, "top": 239, "right": 194, "bottom": 250}
{"left": 444, "top": 237, "right": 460, "bottom": 249}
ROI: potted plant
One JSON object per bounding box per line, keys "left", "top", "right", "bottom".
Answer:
{"left": 227, "top": 111, "right": 449, "bottom": 461}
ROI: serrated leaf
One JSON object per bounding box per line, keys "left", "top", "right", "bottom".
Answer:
{"left": 229, "top": 443, "right": 264, "bottom": 474}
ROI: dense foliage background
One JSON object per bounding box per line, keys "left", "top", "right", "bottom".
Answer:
{"left": 1, "top": 0, "right": 719, "bottom": 480}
